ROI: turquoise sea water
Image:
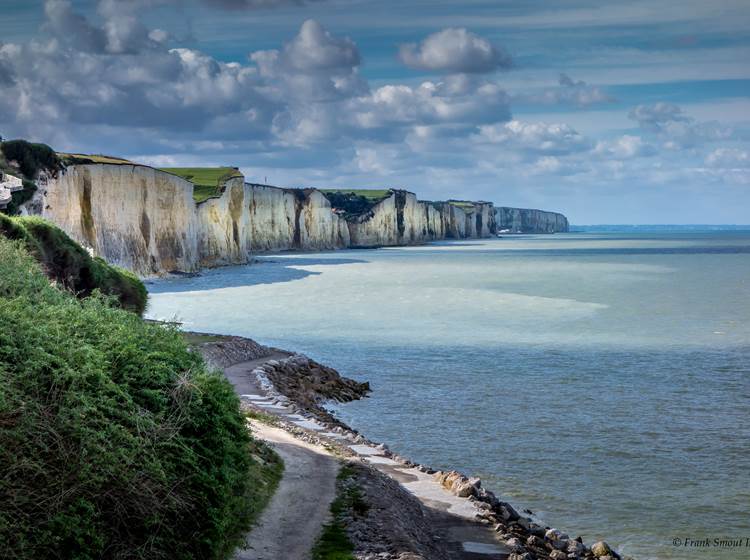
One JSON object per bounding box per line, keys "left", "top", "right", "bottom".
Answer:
{"left": 148, "top": 233, "right": 750, "bottom": 560}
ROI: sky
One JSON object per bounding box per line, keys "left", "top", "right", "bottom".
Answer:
{"left": 0, "top": 0, "right": 749, "bottom": 223}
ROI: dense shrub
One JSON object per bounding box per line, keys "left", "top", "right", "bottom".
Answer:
{"left": 0, "top": 215, "right": 147, "bottom": 314}
{"left": 321, "top": 191, "right": 388, "bottom": 219}
{"left": 0, "top": 237, "right": 276, "bottom": 559}
{"left": 0, "top": 139, "right": 60, "bottom": 179}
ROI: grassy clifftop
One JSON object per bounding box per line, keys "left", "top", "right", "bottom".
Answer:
{"left": 320, "top": 189, "right": 393, "bottom": 219}
{"left": 0, "top": 234, "right": 281, "bottom": 559}
{"left": 160, "top": 167, "right": 244, "bottom": 203}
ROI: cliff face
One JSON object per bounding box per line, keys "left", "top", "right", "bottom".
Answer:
{"left": 33, "top": 164, "right": 200, "bottom": 274}
{"left": 197, "top": 177, "right": 251, "bottom": 268}
{"left": 495, "top": 207, "right": 569, "bottom": 234}
{"left": 25, "top": 162, "right": 567, "bottom": 276}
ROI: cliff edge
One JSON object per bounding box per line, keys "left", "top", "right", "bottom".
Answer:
{"left": 18, "top": 159, "right": 569, "bottom": 276}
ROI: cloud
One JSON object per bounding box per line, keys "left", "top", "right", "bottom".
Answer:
{"left": 475, "top": 120, "right": 590, "bottom": 155}
{"left": 555, "top": 73, "right": 613, "bottom": 106}
{"left": 700, "top": 148, "right": 750, "bottom": 185}
{"left": 517, "top": 73, "right": 613, "bottom": 108}
{"left": 628, "top": 102, "right": 690, "bottom": 131}
{"left": 629, "top": 102, "right": 734, "bottom": 148}
{"left": 594, "top": 135, "right": 655, "bottom": 159}
{"left": 42, "top": 0, "right": 107, "bottom": 53}
{"left": 399, "top": 28, "right": 511, "bottom": 74}
{"left": 251, "top": 19, "right": 365, "bottom": 103}
{"left": 705, "top": 148, "right": 750, "bottom": 168}
{"left": 348, "top": 76, "right": 510, "bottom": 133}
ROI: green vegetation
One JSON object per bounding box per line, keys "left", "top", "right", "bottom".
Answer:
{"left": 320, "top": 189, "right": 392, "bottom": 219}
{"left": 159, "top": 167, "right": 244, "bottom": 203}
{"left": 320, "top": 189, "right": 392, "bottom": 201}
{"left": 448, "top": 200, "right": 478, "bottom": 211}
{"left": 1, "top": 139, "right": 60, "bottom": 179}
{"left": 312, "top": 465, "right": 369, "bottom": 560}
{"left": 58, "top": 153, "right": 136, "bottom": 166}
{"left": 0, "top": 214, "right": 147, "bottom": 314}
{"left": 244, "top": 409, "right": 279, "bottom": 425}
{"left": 0, "top": 140, "right": 58, "bottom": 216}
{"left": 0, "top": 235, "right": 282, "bottom": 560}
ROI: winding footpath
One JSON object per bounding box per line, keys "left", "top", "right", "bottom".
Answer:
{"left": 226, "top": 356, "right": 339, "bottom": 560}
{"left": 223, "top": 356, "right": 510, "bottom": 560}
{"left": 234, "top": 422, "right": 338, "bottom": 560}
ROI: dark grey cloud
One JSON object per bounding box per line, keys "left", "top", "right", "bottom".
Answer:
{"left": 629, "top": 102, "right": 733, "bottom": 148}
{"left": 399, "top": 28, "right": 511, "bottom": 74}
{"left": 515, "top": 73, "right": 613, "bottom": 108}
{"left": 628, "top": 102, "right": 690, "bottom": 131}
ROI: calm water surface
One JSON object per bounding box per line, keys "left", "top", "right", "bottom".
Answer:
{"left": 148, "top": 233, "right": 750, "bottom": 560}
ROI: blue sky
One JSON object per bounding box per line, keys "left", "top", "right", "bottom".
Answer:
{"left": 1, "top": 0, "right": 749, "bottom": 223}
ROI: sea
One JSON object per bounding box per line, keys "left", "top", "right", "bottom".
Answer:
{"left": 147, "top": 231, "right": 750, "bottom": 560}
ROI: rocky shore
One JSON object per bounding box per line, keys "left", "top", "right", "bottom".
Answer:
{"left": 197, "top": 334, "right": 630, "bottom": 560}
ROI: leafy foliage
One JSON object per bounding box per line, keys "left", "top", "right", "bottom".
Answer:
{"left": 0, "top": 237, "right": 281, "bottom": 560}
{"left": 0, "top": 139, "right": 60, "bottom": 179}
{"left": 0, "top": 215, "right": 147, "bottom": 314}
{"left": 320, "top": 189, "right": 392, "bottom": 219}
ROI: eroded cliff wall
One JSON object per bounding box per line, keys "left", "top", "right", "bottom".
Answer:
{"left": 495, "top": 207, "right": 569, "bottom": 233}
{"left": 25, "top": 162, "right": 568, "bottom": 276}
{"left": 33, "top": 164, "right": 200, "bottom": 274}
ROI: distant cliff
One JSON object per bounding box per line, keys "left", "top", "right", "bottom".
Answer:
{"left": 495, "top": 207, "right": 569, "bottom": 234}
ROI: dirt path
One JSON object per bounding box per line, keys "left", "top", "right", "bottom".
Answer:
{"left": 225, "top": 357, "right": 340, "bottom": 560}
{"left": 225, "top": 355, "right": 507, "bottom": 560}
{"left": 233, "top": 422, "right": 339, "bottom": 560}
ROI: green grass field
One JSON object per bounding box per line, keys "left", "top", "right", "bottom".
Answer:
{"left": 160, "top": 167, "right": 244, "bottom": 203}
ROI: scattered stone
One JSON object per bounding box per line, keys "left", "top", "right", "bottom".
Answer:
{"left": 433, "top": 471, "right": 481, "bottom": 498}
{"left": 591, "top": 541, "right": 614, "bottom": 558}
{"left": 567, "top": 540, "right": 585, "bottom": 555}
{"left": 526, "top": 535, "right": 544, "bottom": 548}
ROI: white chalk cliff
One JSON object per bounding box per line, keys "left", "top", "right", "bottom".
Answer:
{"left": 24, "top": 163, "right": 567, "bottom": 276}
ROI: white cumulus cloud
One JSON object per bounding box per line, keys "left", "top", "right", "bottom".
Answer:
{"left": 399, "top": 28, "right": 511, "bottom": 74}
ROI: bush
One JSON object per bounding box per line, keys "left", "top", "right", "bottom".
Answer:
{"left": 0, "top": 237, "right": 277, "bottom": 559}
{"left": 0, "top": 215, "right": 147, "bottom": 314}
{"left": 0, "top": 139, "right": 60, "bottom": 179}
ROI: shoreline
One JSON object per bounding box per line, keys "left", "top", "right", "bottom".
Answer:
{"left": 195, "top": 333, "right": 630, "bottom": 560}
